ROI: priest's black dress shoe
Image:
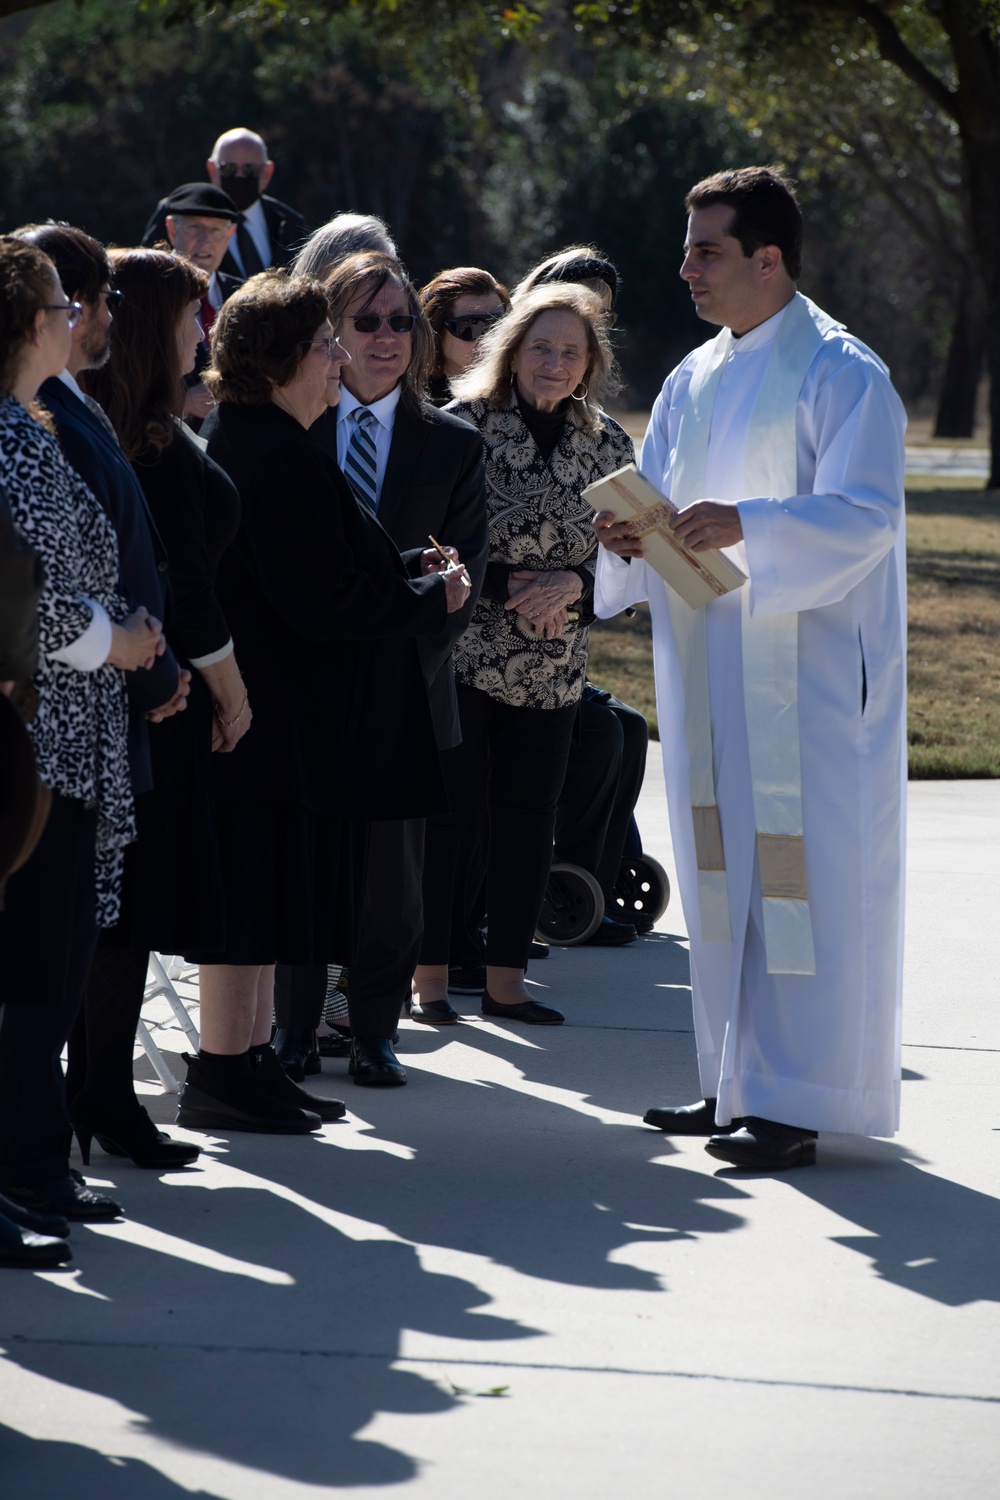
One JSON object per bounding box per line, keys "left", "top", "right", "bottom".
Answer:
{"left": 272, "top": 1026, "right": 321, "bottom": 1082}
{"left": 584, "top": 915, "right": 638, "bottom": 946}
{"left": 408, "top": 996, "right": 459, "bottom": 1025}
{"left": 0, "top": 1191, "right": 70, "bottom": 1239}
{"left": 0, "top": 1212, "right": 72, "bottom": 1269}
{"left": 349, "top": 1036, "right": 407, "bottom": 1086}
{"left": 480, "top": 992, "right": 564, "bottom": 1025}
{"left": 643, "top": 1098, "right": 744, "bottom": 1136}
{"left": 4, "top": 1174, "right": 124, "bottom": 1222}
{"left": 251, "top": 1044, "right": 346, "bottom": 1121}
{"left": 705, "top": 1117, "right": 818, "bottom": 1170}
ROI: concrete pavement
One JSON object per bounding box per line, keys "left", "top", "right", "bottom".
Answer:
{"left": 0, "top": 761, "right": 997, "bottom": 1498}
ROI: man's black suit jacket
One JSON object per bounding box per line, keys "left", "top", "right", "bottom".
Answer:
{"left": 311, "top": 399, "right": 488, "bottom": 751}
{"left": 39, "top": 377, "right": 180, "bottom": 795}
{"left": 141, "top": 195, "right": 306, "bottom": 275}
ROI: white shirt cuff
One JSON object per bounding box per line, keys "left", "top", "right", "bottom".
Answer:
{"left": 188, "top": 638, "right": 234, "bottom": 669}
{"left": 49, "top": 598, "right": 113, "bottom": 671}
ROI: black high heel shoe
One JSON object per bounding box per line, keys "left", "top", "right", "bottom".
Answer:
{"left": 69, "top": 1095, "right": 201, "bottom": 1170}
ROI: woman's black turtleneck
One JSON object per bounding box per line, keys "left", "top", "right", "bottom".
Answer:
{"left": 515, "top": 382, "right": 568, "bottom": 462}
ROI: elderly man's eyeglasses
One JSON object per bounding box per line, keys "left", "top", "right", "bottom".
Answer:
{"left": 442, "top": 310, "right": 505, "bottom": 342}
{"left": 216, "top": 162, "right": 265, "bottom": 179}
{"left": 42, "top": 301, "right": 83, "bottom": 329}
{"left": 350, "top": 313, "right": 416, "bottom": 335}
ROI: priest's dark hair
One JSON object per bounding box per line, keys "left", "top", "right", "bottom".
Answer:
{"left": 685, "top": 166, "right": 802, "bottom": 281}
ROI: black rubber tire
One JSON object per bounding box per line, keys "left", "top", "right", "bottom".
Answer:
{"left": 535, "top": 862, "right": 603, "bottom": 947}
{"left": 609, "top": 854, "right": 671, "bottom": 927}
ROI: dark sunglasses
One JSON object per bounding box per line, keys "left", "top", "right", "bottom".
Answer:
{"left": 350, "top": 312, "right": 416, "bottom": 334}
{"left": 442, "top": 310, "right": 505, "bottom": 342}
{"left": 216, "top": 161, "right": 265, "bottom": 179}
{"left": 101, "top": 289, "right": 124, "bottom": 308}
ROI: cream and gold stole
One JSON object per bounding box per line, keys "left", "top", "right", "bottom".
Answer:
{"left": 666, "top": 293, "right": 842, "bottom": 975}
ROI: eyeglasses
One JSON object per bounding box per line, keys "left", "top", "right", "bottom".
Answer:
{"left": 216, "top": 161, "right": 265, "bottom": 179}
{"left": 100, "top": 289, "right": 123, "bottom": 307}
{"left": 442, "top": 310, "right": 505, "bottom": 342}
{"left": 349, "top": 313, "right": 416, "bottom": 334}
{"left": 42, "top": 301, "right": 83, "bottom": 329}
{"left": 301, "top": 337, "right": 342, "bottom": 358}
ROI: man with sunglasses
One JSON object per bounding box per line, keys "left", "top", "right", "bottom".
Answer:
{"left": 272, "top": 251, "right": 488, "bottom": 1087}
{"left": 141, "top": 127, "right": 305, "bottom": 278}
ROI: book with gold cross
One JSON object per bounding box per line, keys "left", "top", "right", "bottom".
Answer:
{"left": 584, "top": 463, "right": 747, "bottom": 610}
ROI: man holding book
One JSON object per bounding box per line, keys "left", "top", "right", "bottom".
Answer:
{"left": 593, "top": 167, "right": 907, "bottom": 1170}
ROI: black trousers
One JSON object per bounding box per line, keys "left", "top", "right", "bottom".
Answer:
{"left": 421, "top": 684, "right": 578, "bottom": 970}
{"left": 554, "top": 687, "right": 648, "bottom": 897}
{"left": 274, "top": 818, "right": 425, "bottom": 1041}
{"left": 0, "top": 794, "right": 99, "bottom": 1188}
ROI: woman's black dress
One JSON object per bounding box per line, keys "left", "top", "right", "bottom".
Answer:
{"left": 195, "top": 400, "right": 448, "bottom": 966}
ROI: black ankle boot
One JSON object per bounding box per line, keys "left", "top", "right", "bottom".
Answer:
{"left": 250, "top": 1044, "right": 346, "bottom": 1122}
{"left": 69, "top": 1094, "right": 201, "bottom": 1169}
{"left": 177, "top": 1051, "right": 321, "bottom": 1135}
{"left": 272, "top": 1027, "right": 321, "bottom": 1083}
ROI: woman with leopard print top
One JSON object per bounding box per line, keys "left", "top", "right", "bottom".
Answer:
{"left": 0, "top": 237, "right": 163, "bottom": 1230}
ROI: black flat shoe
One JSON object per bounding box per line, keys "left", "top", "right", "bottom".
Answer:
{"left": 349, "top": 1036, "right": 407, "bottom": 1087}
{"left": 643, "top": 1098, "right": 744, "bottom": 1136}
{"left": 5, "top": 1174, "right": 123, "bottom": 1223}
{"left": 408, "top": 996, "right": 459, "bottom": 1025}
{"left": 251, "top": 1045, "right": 346, "bottom": 1122}
{"left": 705, "top": 1117, "right": 817, "bottom": 1170}
{"left": 0, "top": 1191, "right": 70, "bottom": 1239}
{"left": 69, "top": 1094, "right": 200, "bottom": 1170}
{"left": 0, "top": 1212, "right": 72, "bottom": 1269}
{"left": 272, "top": 1026, "right": 321, "bottom": 1083}
{"left": 480, "top": 991, "right": 564, "bottom": 1026}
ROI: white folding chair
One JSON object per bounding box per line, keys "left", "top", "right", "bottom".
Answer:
{"left": 137, "top": 952, "right": 200, "bottom": 1094}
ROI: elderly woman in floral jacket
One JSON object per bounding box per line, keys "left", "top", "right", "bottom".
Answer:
{"left": 412, "top": 282, "right": 634, "bottom": 1026}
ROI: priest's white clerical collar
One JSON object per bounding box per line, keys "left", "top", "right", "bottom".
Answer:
{"left": 728, "top": 299, "right": 792, "bottom": 354}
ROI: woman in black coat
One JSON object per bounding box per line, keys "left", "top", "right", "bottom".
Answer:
{"left": 181, "top": 270, "right": 470, "bottom": 1133}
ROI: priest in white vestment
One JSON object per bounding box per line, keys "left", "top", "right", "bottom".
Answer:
{"left": 594, "top": 167, "right": 906, "bottom": 1170}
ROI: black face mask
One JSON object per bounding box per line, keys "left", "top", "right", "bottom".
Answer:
{"left": 224, "top": 175, "right": 262, "bottom": 213}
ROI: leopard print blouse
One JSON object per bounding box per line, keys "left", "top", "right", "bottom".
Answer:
{"left": 0, "top": 396, "right": 134, "bottom": 924}
{"left": 447, "top": 392, "right": 634, "bottom": 709}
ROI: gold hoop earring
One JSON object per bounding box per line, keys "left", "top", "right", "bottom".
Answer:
{"left": 571, "top": 382, "right": 589, "bottom": 403}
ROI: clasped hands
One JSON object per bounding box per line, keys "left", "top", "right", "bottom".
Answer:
{"left": 592, "top": 499, "right": 743, "bottom": 557}
{"left": 419, "top": 545, "right": 472, "bottom": 615}
{"left": 505, "top": 568, "right": 583, "bottom": 640}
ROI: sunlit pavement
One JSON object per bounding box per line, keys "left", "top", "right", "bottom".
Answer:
{"left": 0, "top": 756, "right": 997, "bottom": 1499}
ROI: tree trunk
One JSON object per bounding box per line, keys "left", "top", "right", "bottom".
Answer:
{"left": 934, "top": 280, "right": 986, "bottom": 438}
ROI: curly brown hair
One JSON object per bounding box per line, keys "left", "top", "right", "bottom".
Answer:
{"left": 85, "top": 248, "right": 207, "bottom": 460}
{"left": 204, "top": 270, "right": 331, "bottom": 406}
{"left": 0, "top": 236, "right": 60, "bottom": 401}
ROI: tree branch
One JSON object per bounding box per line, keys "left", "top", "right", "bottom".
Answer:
{"left": 796, "top": 0, "right": 960, "bottom": 120}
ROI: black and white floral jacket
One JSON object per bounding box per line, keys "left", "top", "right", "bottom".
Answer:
{"left": 447, "top": 393, "right": 634, "bottom": 710}
{"left": 0, "top": 395, "right": 134, "bottom": 923}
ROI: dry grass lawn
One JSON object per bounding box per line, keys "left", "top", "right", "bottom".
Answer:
{"left": 587, "top": 484, "right": 1000, "bottom": 778}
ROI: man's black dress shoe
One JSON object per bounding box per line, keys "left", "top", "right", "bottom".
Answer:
{"left": 0, "top": 1212, "right": 72, "bottom": 1269}
{"left": 0, "top": 1191, "right": 70, "bottom": 1238}
{"left": 408, "top": 996, "right": 459, "bottom": 1025}
{"left": 705, "top": 1117, "right": 818, "bottom": 1170}
{"left": 584, "top": 915, "right": 638, "bottom": 946}
{"left": 480, "top": 991, "right": 564, "bottom": 1025}
{"left": 5, "top": 1174, "right": 123, "bottom": 1222}
{"left": 643, "top": 1098, "right": 744, "bottom": 1136}
{"left": 252, "top": 1045, "right": 346, "bottom": 1121}
{"left": 350, "top": 1036, "right": 407, "bottom": 1086}
{"left": 272, "top": 1026, "right": 321, "bottom": 1082}
{"left": 317, "top": 1026, "right": 352, "bottom": 1058}
{"left": 448, "top": 964, "right": 486, "bottom": 994}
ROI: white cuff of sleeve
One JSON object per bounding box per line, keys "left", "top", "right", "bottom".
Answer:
{"left": 188, "top": 637, "right": 235, "bottom": 669}
{"left": 49, "top": 598, "right": 113, "bottom": 671}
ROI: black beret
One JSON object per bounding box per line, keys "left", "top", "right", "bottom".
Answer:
{"left": 163, "top": 182, "right": 239, "bottom": 221}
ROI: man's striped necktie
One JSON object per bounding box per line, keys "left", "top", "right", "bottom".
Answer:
{"left": 344, "top": 408, "right": 378, "bottom": 511}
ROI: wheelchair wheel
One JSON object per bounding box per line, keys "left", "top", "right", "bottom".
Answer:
{"left": 609, "top": 853, "right": 670, "bottom": 928}
{"left": 535, "top": 862, "right": 603, "bottom": 947}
